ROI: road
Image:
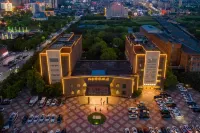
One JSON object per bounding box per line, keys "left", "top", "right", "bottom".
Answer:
{"left": 0, "top": 51, "right": 34, "bottom": 81}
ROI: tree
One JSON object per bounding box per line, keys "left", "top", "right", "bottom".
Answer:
{"left": 164, "top": 69, "right": 178, "bottom": 89}
{"left": 100, "top": 48, "right": 118, "bottom": 60}
{"left": 97, "top": 31, "right": 106, "bottom": 38}
{"left": 26, "top": 70, "right": 35, "bottom": 90}
{"left": 35, "top": 72, "right": 45, "bottom": 94}
{"left": 112, "top": 38, "right": 123, "bottom": 48}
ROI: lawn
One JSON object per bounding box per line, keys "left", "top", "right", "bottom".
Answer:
{"left": 88, "top": 112, "right": 106, "bottom": 125}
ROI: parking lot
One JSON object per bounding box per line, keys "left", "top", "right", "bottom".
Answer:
{"left": 1, "top": 87, "right": 200, "bottom": 133}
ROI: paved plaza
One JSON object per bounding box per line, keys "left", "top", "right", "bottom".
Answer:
{"left": 2, "top": 88, "right": 200, "bottom": 133}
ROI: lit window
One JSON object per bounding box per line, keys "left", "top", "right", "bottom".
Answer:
{"left": 77, "top": 84, "right": 80, "bottom": 87}
{"left": 122, "top": 84, "right": 126, "bottom": 89}
{"left": 116, "top": 84, "right": 120, "bottom": 87}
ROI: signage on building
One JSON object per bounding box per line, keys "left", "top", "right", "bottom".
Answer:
{"left": 143, "top": 51, "right": 160, "bottom": 85}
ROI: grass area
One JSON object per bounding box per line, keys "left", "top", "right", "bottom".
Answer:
{"left": 88, "top": 112, "right": 106, "bottom": 125}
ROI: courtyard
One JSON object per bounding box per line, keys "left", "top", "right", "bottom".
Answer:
{"left": 1, "top": 87, "right": 200, "bottom": 133}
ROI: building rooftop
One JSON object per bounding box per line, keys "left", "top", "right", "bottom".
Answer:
{"left": 155, "top": 17, "right": 200, "bottom": 54}
{"left": 141, "top": 25, "right": 162, "bottom": 34}
{"left": 49, "top": 33, "right": 81, "bottom": 50}
{"left": 72, "top": 60, "right": 132, "bottom": 76}
{"left": 127, "top": 33, "right": 162, "bottom": 53}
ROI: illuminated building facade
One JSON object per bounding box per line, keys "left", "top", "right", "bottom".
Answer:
{"left": 40, "top": 32, "right": 166, "bottom": 101}
{"left": 125, "top": 33, "right": 167, "bottom": 89}
{"left": 140, "top": 25, "right": 200, "bottom": 72}
{"left": 105, "top": 2, "right": 128, "bottom": 19}
{"left": 1, "top": 1, "right": 12, "bottom": 11}
{"left": 40, "top": 33, "right": 82, "bottom": 84}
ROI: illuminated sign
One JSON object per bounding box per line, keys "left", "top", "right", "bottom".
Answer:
{"left": 143, "top": 51, "right": 160, "bottom": 85}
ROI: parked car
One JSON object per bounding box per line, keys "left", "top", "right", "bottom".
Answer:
{"left": 155, "top": 127, "right": 162, "bottom": 133}
{"left": 55, "top": 129, "right": 61, "bottom": 133}
{"left": 1, "top": 121, "right": 11, "bottom": 132}
{"left": 51, "top": 99, "right": 58, "bottom": 106}
{"left": 1, "top": 99, "right": 12, "bottom": 105}
{"left": 46, "top": 99, "right": 52, "bottom": 106}
{"left": 33, "top": 115, "right": 39, "bottom": 123}
{"left": 39, "top": 114, "right": 45, "bottom": 123}
{"left": 9, "top": 112, "right": 18, "bottom": 124}
{"left": 57, "top": 114, "right": 63, "bottom": 124}
{"left": 172, "top": 126, "right": 180, "bottom": 133}
{"left": 28, "top": 114, "right": 34, "bottom": 124}
{"left": 125, "top": 128, "right": 130, "bottom": 133}
{"left": 39, "top": 97, "right": 46, "bottom": 108}
{"left": 51, "top": 114, "right": 56, "bottom": 123}
{"left": 161, "top": 127, "right": 167, "bottom": 133}
{"left": 45, "top": 114, "right": 51, "bottom": 122}
{"left": 29, "top": 96, "right": 38, "bottom": 107}
{"left": 132, "top": 127, "right": 138, "bottom": 133}
{"left": 22, "top": 114, "right": 29, "bottom": 124}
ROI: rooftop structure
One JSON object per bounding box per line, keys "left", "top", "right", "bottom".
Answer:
{"left": 140, "top": 25, "right": 162, "bottom": 34}
{"left": 72, "top": 61, "right": 132, "bottom": 76}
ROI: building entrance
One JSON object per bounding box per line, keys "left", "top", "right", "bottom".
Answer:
{"left": 89, "top": 96, "right": 108, "bottom": 105}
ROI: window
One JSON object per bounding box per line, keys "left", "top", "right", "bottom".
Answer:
{"left": 116, "top": 84, "right": 120, "bottom": 87}
{"left": 122, "top": 84, "right": 126, "bottom": 89}
{"left": 49, "top": 58, "right": 59, "bottom": 62}
{"left": 122, "top": 91, "right": 126, "bottom": 95}
{"left": 77, "top": 84, "right": 80, "bottom": 87}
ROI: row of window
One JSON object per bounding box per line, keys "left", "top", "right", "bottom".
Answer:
{"left": 50, "top": 65, "right": 59, "bottom": 67}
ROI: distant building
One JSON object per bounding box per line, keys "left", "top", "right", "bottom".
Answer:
{"left": 45, "top": 0, "right": 58, "bottom": 8}
{"left": 105, "top": 2, "right": 128, "bottom": 19}
{"left": 31, "top": 2, "right": 45, "bottom": 14}
{"left": 1, "top": 1, "right": 12, "bottom": 11}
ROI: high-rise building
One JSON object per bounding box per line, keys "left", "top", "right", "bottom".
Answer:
{"left": 32, "top": 2, "right": 45, "bottom": 14}
{"left": 45, "top": 0, "right": 58, "bottom": 8}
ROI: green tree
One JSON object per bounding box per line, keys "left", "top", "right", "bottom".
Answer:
{"left": 97, "top": 31, "right": 106, "bottom": 38}
{"left": 112, "top": 38, "right": 123, "bottom": 48}
{"left": 26, "top": 70, "right": 35, "bottom": 90}
{"left": 100, "top": 48, "right": 118, "bottom": 60}
{"left": 35, "top": 72, "right": 45, "bottom": 94}
{"left": 164, "top": 69, "right": 178, "bottom": 89}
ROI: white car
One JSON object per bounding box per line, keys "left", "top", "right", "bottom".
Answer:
{"left": 45, "top": 114, "right": 51, "bottom": 122}
{"left": 9, "top": 112, "right": 18, "bottom": 122}
{"left": 55, "top": 129, "right": 61, "bottom": 133}
{"left": 129, "top": 114, "right": 137, "bottom": 119}
{"left": 172, "top": 126, "right": 180, "bottom": 133}
{"left": 28, "top": 114, "right": 34, "bottom": 123}
{"left": 46, "top": 99, "right": 52, "bottom": 106}
{"left": 51, "top": 114, "right": 56, "bottom": 123}
{"left": 51, "top": 99, "right": 57, "bottom": 106}
{"left": 125, "top": 128, "right": 130, "bottom": 133}
{"left": 33, "top": 115, "right": 39, "bottom": 123}
{"left": 155, "top": 127, "right": 162, "bottom": 133}
{"left": 132, "top": 127, "right": 138, "bottom": 133}
{"left": 39, "top": 114, "right": 45, "bottom": 123}
{"left": 49, "top": 130, "right": 54, "bottom": 133}
{"left": 149, "top": 127, "right": 155, "bottom": 133}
